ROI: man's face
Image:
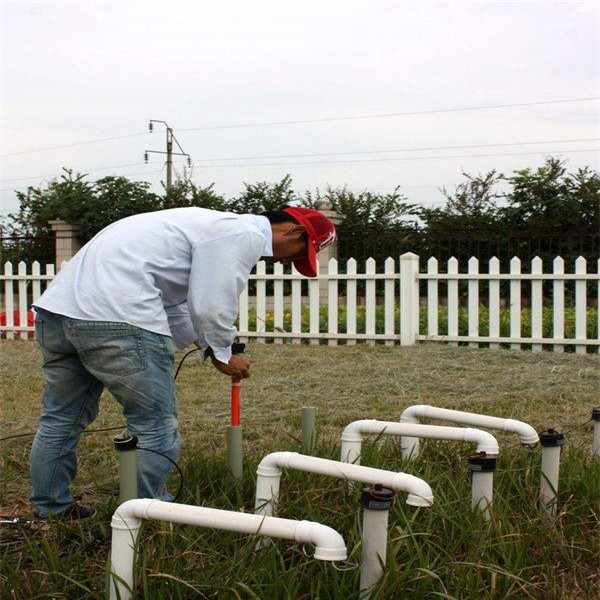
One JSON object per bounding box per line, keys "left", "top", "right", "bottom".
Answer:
{"left": 265, "top": 223, "right": 308, "bottom": 264}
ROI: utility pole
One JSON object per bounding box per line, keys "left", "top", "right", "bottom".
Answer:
{"left": 144, "top": 120, "right": 191, "bottom": 192}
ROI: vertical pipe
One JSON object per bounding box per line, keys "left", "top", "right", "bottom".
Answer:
{"left": 467, "top": 453, "right": 496, "bottom": 520}
{"left": 301, "top": 407, "right": 316, "bottom": 454}
{"left": 227, "top": 426, "right": 244, "bottom": 480}
{"left": 401, "top": 436, "right": 420, "bottom": 460}
{"left": 109, "top": 513, "right": 141, "bottom": 600}
{"left": 113, "top": 434, "right": 138, "bottom": 503}
{"left": 227, "top": 378, "right": 243, "bottom": 480}
{"left": 359, "top": 485, "right": 395, "bottom": 599}
{"left": 592, "top": 408, "right": 600, "bottom": 458}
{"left": 539, "top": 429, "right": 565, "bottom": 516}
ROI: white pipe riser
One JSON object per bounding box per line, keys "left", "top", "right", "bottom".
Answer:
{"left": 109, "top": 506, "right": 144, "bottom": 600}
{"left": 254, "top": 463, "right": 282, "bottom": 517}
{"left": 540, "top": 445, "right": 561, "bottom": 515}
{"left": 470, "top": 471, "right": 494, "bottom": 520}
{"left": 359, "top": 508, "right": 390, "bottom": 599}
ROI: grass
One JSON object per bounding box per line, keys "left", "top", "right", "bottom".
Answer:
{"left": 1, "top": 340, "right": 599, "bottom": 599}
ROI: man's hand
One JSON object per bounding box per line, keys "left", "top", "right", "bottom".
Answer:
{"left": 210, "top": 354, "right": 251, "bottom": 380}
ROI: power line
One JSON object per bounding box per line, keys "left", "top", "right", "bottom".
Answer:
{"left": 4, "top": 137, "right": 594, "bottom": 186}
{"left": 2, "top": 146, "right": 596, "bottom": 191}
{"left": 185, "top": 147, "right": 599, "bottom": 170}
{"left": 1, "top": 97, "right": 596, "bottom": 159}
{"left": 189, "top": 137, "right": 599, "bottom": 163}
{"left": 0, "top": 162, "right": 151, "bottom": 184}
{"left": 178, "top": 97, "right": 599, "bottom": 133}
{"left": 1, "top": 132, "right": 150, "bottom": 158}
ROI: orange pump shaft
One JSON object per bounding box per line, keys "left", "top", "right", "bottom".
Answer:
{"left": 231, "top": 380, "right": 241, "bottom": 426}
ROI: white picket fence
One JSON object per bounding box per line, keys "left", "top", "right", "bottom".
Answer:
{"left": 1, "top": 254, "right": 599, "bottom": 352}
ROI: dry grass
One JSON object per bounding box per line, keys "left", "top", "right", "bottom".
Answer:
{"left": 1, "top": 340, "right": 597, "bottom": 510}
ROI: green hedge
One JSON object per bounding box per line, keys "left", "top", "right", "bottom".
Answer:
{"left": 242, "top": 305, "right": 598, "bottom": 347}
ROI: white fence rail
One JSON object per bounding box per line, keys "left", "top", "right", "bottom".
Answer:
{"left": 2, "top": 255, "right": 599, "bottom": 352}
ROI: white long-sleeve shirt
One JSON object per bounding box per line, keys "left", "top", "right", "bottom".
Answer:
{"left": 34, "top": 208, "right": 272, "bottom": 364}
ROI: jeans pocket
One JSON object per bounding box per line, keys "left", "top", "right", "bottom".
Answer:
{"left": 67, "top": 321, "right": 147, "bottom": 376}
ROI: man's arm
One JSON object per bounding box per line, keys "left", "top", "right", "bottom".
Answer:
{"left": 187, "top": 230, "right": 264, "bottom": 364}
{"left": 165, "top": 302, "right": 197, "bottom": 349}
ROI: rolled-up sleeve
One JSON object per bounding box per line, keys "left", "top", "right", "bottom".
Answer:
{"left": 187, "top": 231, "right": 264, "bottom": 364}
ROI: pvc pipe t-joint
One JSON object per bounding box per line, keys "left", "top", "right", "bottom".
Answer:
{"left": 340, "top": 419, "right": 499, "bottom": 465}
{"left": 400, "top": 405, "right": 538, "bottom": 459}
{"left": 109, "top": 499, "right": 347, "bottom": 600}
{"left": 254, "top": 451, "right": 433, "bottom": 522}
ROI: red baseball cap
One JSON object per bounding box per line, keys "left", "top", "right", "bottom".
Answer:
{"left": 282, "top": 206, "right": 337, "bottom": 277}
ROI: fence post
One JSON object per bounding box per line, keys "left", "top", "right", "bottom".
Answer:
{"left": 400, "top": 252, "right": 419, "bottom": 346}
{"left": 49, "top": 220, "right": 81, "bottom": 269}
{"left": 316, "top": 200, "right": 344, "bottom": 304}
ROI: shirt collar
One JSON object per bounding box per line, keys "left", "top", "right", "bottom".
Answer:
{"left": 238, "top": 214, "right": 273, "bottom": 257}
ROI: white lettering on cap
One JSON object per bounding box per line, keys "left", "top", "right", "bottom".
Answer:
{"left": 316, "top": 229, "right": 337, "bottom": 252}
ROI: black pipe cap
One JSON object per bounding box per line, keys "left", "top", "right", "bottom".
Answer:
{"left": 592, "top": 408, "right": 600, "bottom": 422}
{"left": 467, "top": 451, "right": 497, "bottom": 472}
{"left": 538, "top": 429, "right": 566, "bottom": 447}
{"left": 113, "top": 433, "right": 138, "bottom": 451}
{"left": 361, "top": 484, "right": 396, "bottom": 510}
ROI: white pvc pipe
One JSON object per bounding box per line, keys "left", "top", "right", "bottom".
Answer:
{"left": 540, "top": 445, "right": 561, "bottom": 516}
{"left": 109, "top": 499, "right": 347, "bottom": 600}
{"left": 359, "top": 507, "right": 389, "bottom": 599}
{"left": 470, "top": 470, "right": 494, "bottom": 519}
{"left": 254, "top": 451, "right": 433, "bottom": 521}
{"left": 340, "top": 419, "right": 499, "bottom": 464}
{"left": 400, "top": 405, "right": 539, "bottom": 459}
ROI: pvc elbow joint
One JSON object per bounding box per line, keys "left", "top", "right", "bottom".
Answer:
{"left": 399, "top": 405, "right": 426, "bottom": 424}
{"left": 393, "top": 473, "right": 434, "bottom": 507}
{"left": 111, "top": 498, "right": 155, "bottom": 530}
{"left": 341, "top": 420, "right": 378, "bottom": 442}
{"left": 464, "top": 428, "right": 500, "bottom": 456}
{"left": 503, "top": 419, "right": 539, "bottom": 446}
{"left": 256, "top": 451, "right": 293, "bottom": 476}
{"left": 295, "top": 520, "right": 347, "bottom": 561}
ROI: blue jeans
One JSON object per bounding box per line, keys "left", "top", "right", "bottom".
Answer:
{"left": 30, "top": 308, "right": 180, "bottom": 516}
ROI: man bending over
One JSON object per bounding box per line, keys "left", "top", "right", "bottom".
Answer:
{"left": 30, "top": 206, "right": 336, "bottom": 518}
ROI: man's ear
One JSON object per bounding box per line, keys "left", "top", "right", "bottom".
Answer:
{"left": 283, "top": 224, "right": 307, "bottom": 238}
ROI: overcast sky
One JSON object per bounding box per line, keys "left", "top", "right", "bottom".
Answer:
{"left": 1, "top": 0, "right": 598, "bottom": 216}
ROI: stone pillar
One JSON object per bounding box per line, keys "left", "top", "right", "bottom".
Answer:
{"left": 49, "top": 220, "right": 81, "bottom": 268}
{"left": 315, "top": 200, "right": 344, "bottom": 302}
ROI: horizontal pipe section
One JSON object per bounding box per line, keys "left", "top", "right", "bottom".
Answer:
{"left": 255, "top": 451, "right": 434, "bottom": 518}
{"left": 341, "top": 420, "right": 499, "bottom": 464}
{"left": 400, "top": 405, "right": 539, "bottom": 445}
